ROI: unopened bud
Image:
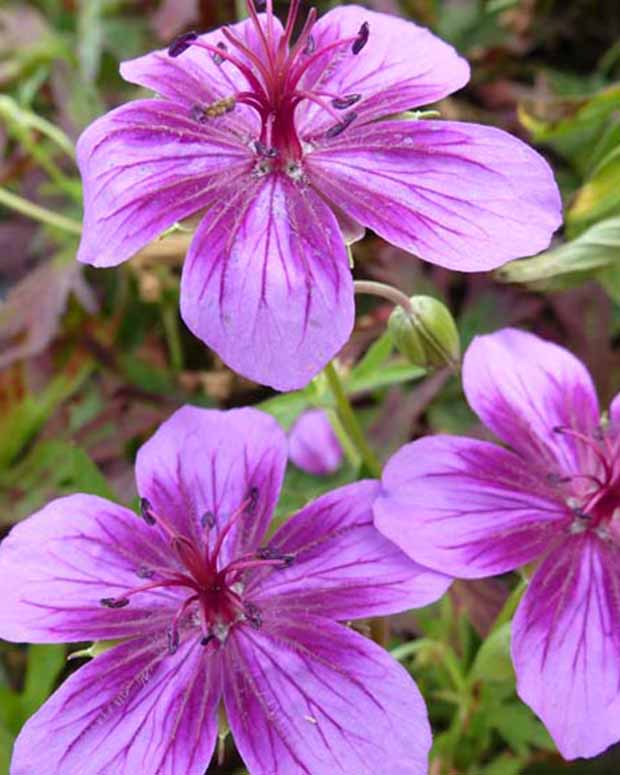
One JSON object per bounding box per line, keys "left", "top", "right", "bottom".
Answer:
{"left": 388, "top": 295, "right": 460, "bottom": 370}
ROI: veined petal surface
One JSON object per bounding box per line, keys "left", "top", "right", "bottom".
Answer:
{"left": 0, "top": 494, "right": 179, "bottom": 643}
{"left": 463, "top": 328, "right": 600, "bottom": 472}
{"left": 297, "top": 5, "right": 469, "bottom": 135}
{"left": 250, "top": 481, "right": 450, "bottom": 618}
{"left": 77, "top": 99, "right": 253, "bottom": 268}
{"left": 374, "top": 436, "right": 568, "bottom": 578}
{"left": 512, "top": 534, "right": 620, "bottom": 760}
{"left": 11, "top": 636, "right": 222, "bottom": 775}
{"left": 223, "top": 615, "right": 430, "bottom": 774}
{"left": 180, "top": 173, "right": 353, "bottom": 391}
{"left": 307, "top": 120, "right": 561, "bottom": 271}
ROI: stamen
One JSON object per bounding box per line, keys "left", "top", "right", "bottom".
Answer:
{"left": 168, "top": 31, "right": 199, "bottom": 58}
{"left": 100, "top": 597, "right": 129, "bottom": 608}
{"left": 208, "top": 491, "right": 257, "bottom": 563}
{"left": 201, "top": 510, "right": 216, "bottom": 529}
{"left": 256, "top": 547, "right": 295, "bottom": 567}
{"left": 325, "top": 111, "right": 358, "bottom": 138}
{"left": 201, "top": 634, "right": 215, "bottom": 647}
{"left": 191, "top": 105, "right": 208, "bottom": 124}
{"left": 244, "top": 602, "right": 263, "bottom": 629}
{"left": 213, "top": 41, "right": 227, "bottom": 65}
{"left": 352, "top": 22, "right": 370, "bottom": 55}
{"left": 552, "top": 426, "right": 613, "bottom": 482}
{"left": 167, "top": 625, "right": 180, "bottom": 655}
{"left": 254, "top": 141, "right": 278, "bottom": 158}
{"left": 331, "top": 94, "right": 362, "bottom": 109}
{"left": 136, "top": 566, "right": 155, "bottom": 579}
{"left": 140, "top": 497, "right": 156, "bottom": 526}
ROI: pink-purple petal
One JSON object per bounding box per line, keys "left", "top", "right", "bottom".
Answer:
{"left": 297, "top": 6, "right": 469, "bottom": 135}
{"left": 11, "top": 636, "right": 222, "bottom": 775}
{"left": 512, "top": 534, "right": 620, "bottom": 760}
{"left": 135, "top": 406, "right": 287, "bottom": 567}
{"left": 180, "top": 173, "right": 354, "bottom": 391}
{"left": 374, "top": 436, "right": 568, "bottom": 578}
{"left": 250, "top": 480, "right": 450, "bottom": 618}
{"left": 307, "top": 120, "right": 562, "bottom": 271}
{"left": 0, "top": 494, "right": 179, "bottom": 644}
{"left": 223, "top": 615, "right": 431, "bottom": 774}
{"left": 76, "top": 99, "right": 253, "bottom": 268}
{"left": 120, "top": 15, "right": 282, "bottom": 134}
{"left": 463, "top": 328, "right": 601, "bottom": 473}
{"left": 288, "top": 409, "right": 343, "bottom": 476}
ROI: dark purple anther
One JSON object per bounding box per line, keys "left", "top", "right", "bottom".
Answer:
{"left": 325, "top": 111, "right": 358, "bottom": 139}
{"left": 201, "top": 634, "right": 215, "bottom": 647}
{"left": 331, "top": 94, "right": 362, "bottom": 110}
{"left": 136, "top": 566, "right": 155, "bottom": 579}
{"left": 257, "top": 547, "right": 295, "bottom": 567}
{"left": 304, "top": 35, "right": 316, "bottom": 55}
{"left": 245, "top": 602, "right": 262, "bottom": 630}
{"left": 352, "top": 22, "right": 369, "bottom": 55}
{"left": 100, "top": 597, "right": 130, "bottom": 609}
{"left": 191, "top": 105, "right": 207, "bottom": 123}
{"left": 213, "top": 41, "right": 227, "bottom": 65}
{"left": 201, "top": 510, "right": 216, "bottom": 529}
{"left": 139, "top": 497, "right": 156, "bottom": 526}
{"left": 255, "top": 141, "right": 278, "bottom": 158}
{"left": 167, "top": 626, "right": 180, "bottom": 655}
{"left": 168, "top": 31, "right": 198, "bottom": 58}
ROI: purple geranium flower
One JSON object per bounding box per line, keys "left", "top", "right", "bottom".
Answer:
{"left": 76, "top": 1, "right": 561, "bottom": 391}
{"left": 289, "top": 408, "right": 343, "bottom": 475}
{"left": 373, "top": 328, "right": 620, "bottom": 760}
{"left": 1, "top": 406, "right": 451, "bottom": 774}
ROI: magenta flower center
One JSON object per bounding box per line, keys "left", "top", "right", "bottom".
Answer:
{"left": 100, "top": 491, "right": 294, "bottom": 653}
{"left": 169, "top": 0, "right": 369, "bottom": 163}
{"left": 549, "top": 424, "right": 620, "bottom": 540}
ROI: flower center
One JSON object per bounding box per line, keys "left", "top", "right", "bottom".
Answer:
{"left": 168, "top": 0, "right": 369, "bottom": 164}
{"left": 100, "top": 490, "right": 294, "bottom": 654}
{"left": 546, "top": 423, "right": 620, "bottom": 542}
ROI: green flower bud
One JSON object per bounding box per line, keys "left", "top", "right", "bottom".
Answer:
{"left": 388, "top": 295, "right": 460, "bottom": 370}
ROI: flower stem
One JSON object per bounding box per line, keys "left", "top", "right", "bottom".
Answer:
{"left": 323, "top": 361, "right": 382, "bottom": 478}
{"left": 353, "top": 280, "right": 413, "bottom": 314}
{"left": 0, "top": 187, "right": 82, "bottom": 235}
{"left": 162, "top": 303, "right": 184, "bottom": 373}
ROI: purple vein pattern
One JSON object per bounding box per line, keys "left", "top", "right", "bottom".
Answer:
{"left": 374, "top": 328, "right": 620, "bottom": 760}
{"left": 76, "top": 0, "right": 562, "bottom": 390}
{"left": 0, "top": 406, "right": 451, "bottom": 774}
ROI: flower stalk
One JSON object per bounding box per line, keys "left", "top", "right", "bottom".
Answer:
{"left": 323, "top": 360, "right": 382, "bottom": 478}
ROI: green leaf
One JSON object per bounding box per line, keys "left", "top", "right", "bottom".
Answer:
{"left": 0, "top": 722, "right": 14, "bottom": 775}
{"left": 273, "top": 464, "right": 355, "bottom": 524}
{"left": 21, "top": 645, "right": 65, "bottom": 720}
{"left": 568, "top": 146, "right": 620, "bottom": 230}
{"left": 470, "top": 622, "right": 514, "bottom": 685}
{"left": 496, "top": 217, "right": 620, "bottom": 298}
{"left": 348, "top": 331, "right": 393, "bottom": 381}
{"left": 0, "top": 440, "right": 115, "bottom": 523}
{"left": 518, "top": 85, "right": 620, "bottom": 174}
{"left": 492, "top": 701, "right": 555, "bottom": 756}
{"left": 258, "top": 390, "right": 312, "bottom": 431}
